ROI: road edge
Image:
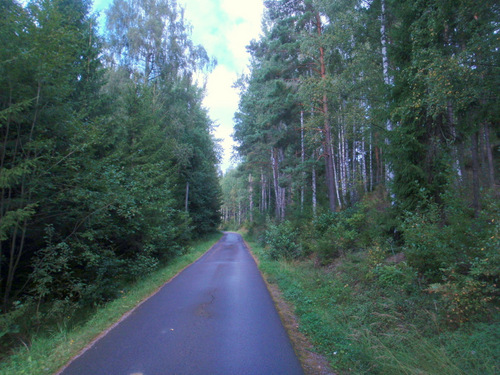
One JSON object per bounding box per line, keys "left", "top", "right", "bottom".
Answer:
{"left": 240, "top": 234, "right": 336, "bottom": 375}
{"left": 55, "top": 233, "right": 225, "bottom": 375}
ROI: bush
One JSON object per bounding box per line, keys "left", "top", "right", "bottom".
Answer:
{"left": 373, "top": 263, "right": 417, "bottom": 289}
{"left": 127, "top": 244, "right": 160, "bottom": 280}
{"left": 427, "top": 219, "right": 499, "bottom": 325}
{"left": 401, "top": 203, "right": 450, "bottom": 280}
{"left": 30, "top": 227, "right": 86, "bottom": 324}
{"left": 402, "top": 192, "right": 500, "bottom": 324}
{"left": 308, "top": 209, "right": 360, "bottom": 264}
{"left": 357, "top": 188, "right": 396, "bottom": 247}
{"left": 265, "top": 221, "right": 303, "bottom": 260}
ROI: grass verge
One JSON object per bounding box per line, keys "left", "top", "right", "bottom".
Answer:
{"left": 242, "top": 232, "right": 335, "bottom": 375}
{"left": 0, "top": 232, "right": 223, "bottom": 375}
{"left": 243, "top": 233, "right": 499, "bottom": 375}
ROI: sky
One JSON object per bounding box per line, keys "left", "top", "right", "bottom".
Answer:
{"left": 92, "top": 0, "right": 265, "bottom": 172}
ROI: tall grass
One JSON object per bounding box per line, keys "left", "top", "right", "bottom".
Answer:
{"left": 0, "top": 232, "right": 222, "bottom": 375}
{"left": 244, "top": 234, "right": 499, "bottom": 375}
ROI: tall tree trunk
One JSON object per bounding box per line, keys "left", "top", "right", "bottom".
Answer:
{"left": 447, "top": 101, "right": 463, "bottom": 183}
{"left": 339, "top": 126, "right": 347, "bottom": 202}
{"left": 369, "top": 131, "right": 373, "bottom": 191}
{"left": 375, "top": 144, "right": 382, "bottom": 186}
{"left": 312, "top": 150, "right": 317, "bottom": 217}
{"left": 248, "top": 174, "right": 253, "bottom": 222}
{"left": 185, "top": 181, "right": 189, "bottom": 212}
{"left": 381, "top": 0, "right": 394, "bottom": 198}
{"left": 331, "top": 143, "right": 342, "bottom": 208}
{"left": 0, "top": 93, "right": 12, "bottom": 291}
{"left": 278, "top": 148, "right": 286, "bottom": 219}
{"left": 351, "top": 123, "right": 357, "bottom": 202}
{"left": 300, "top": 110, "right": 305, "bottom": 212}
{"left": 482, "top": 123, "right": 495, "bottom": 188}
{"left": 362, "top": 133, "right": 368, "bottom": 193}
{"left": 238, "top": 200, "right": 241, "bottom": 226}
{"left": 345, "top": 138, "right": 351, "bottom": 201}
{"left": 272, "top": 149, "right": 279, "bottom": 220}
{"left": 4, "top": 82, "right": 42, "bottom": 308}
{"left": 471, "top": 131, "right": 481, "bottom": 217}
{"left": 268, "top": 175, "right": 271, "bottom": 215}
{"left": 271, "top": 148, "right": 286, "bottom": 220}
{"left": 316, "top": 12, "right": 337, "bottom": 212}
{"left": 4, "top": 226, "right": 19, "bottom": 308}
{"left": 261, "top": 169, "right": 267, "bottom": 213}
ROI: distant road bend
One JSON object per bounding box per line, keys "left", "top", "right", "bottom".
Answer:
{"left": 59, "top": 232, "right": 304, "bottom": 375}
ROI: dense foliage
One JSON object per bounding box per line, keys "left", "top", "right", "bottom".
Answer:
{"left": 223, "top": 0, "right": 498, "bottom": 372}
{"left": 227, "top": 0, "right": 498, "bottom": 220}
{"left": 0, "top": 0, "right": 221, "bottom": 353}
{"left": 248, "top": 234, "right": 499, "bottom": 374}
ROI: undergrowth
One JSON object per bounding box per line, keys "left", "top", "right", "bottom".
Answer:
{"left": 245, "top": 231, "right": 499, "bottom": 374}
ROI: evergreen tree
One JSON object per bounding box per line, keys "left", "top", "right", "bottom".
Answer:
{"left": 0, "top": 0, "right": 103, "bottom": 308}
{"left": 0, "top": 0, "right": 222, "bottom": 324}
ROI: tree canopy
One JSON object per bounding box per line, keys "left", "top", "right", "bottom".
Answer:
{"left": 0, "top": 0, "right": 221, "bottom": 339}
{"left": 227, "top": 0, "right": 498, "bottom": 222}
{"left": 222, "top": 0, "right": 499, "bottom": 338}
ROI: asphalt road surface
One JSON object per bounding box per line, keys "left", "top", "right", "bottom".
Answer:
{"left": 59, "top": 232, "right": 304, "bottom": 375}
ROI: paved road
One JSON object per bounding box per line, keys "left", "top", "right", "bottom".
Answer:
{"left": 59, "top": 232, "right": 304, "bottom": 375}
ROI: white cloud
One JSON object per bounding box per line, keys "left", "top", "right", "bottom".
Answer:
{"left": 227, "top": 21, "right": 260, "bottom": 72}
{"left": 181, "top": 0, "right": 263, "bottom": 76}
{"left": 220, "top": 0, "right": 264, "bottom": 72}
{"left": 203, "top": 65, "right": 239, "bottom": 110}
{"left": 203, "top": 65, "right": 239, "bottom": 170}
{"left": 181, "top": 0, "right": 263, "bottom": 171}
{"left": 220, "top": 0, "right": 263, "bottom": 21}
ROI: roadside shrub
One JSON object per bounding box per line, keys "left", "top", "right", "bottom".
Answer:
{"left": 428, "top": 274, "right": 494, "bottom": 326}
{"left": 265, "top": 221, "right": 303, "bottom": 260}
{"left": 402, "top": 191, "right": 498, "bottom": 278}
{"left": 246, "top": 212, "right": 269, "bottom": 244}
{"left": 309, "top": 209, "right": 360, "bottom": 264}
{"left": 30, "top": 227, "right": 86, "bottom": 324}
{"left": 373, "top": 263, "right": 417, "bottom": 289}
{"left": 0, "top": 299, "right": 34, "bottom": 348}
{"left": 402, "top": 191, "right": 499, "bottom": 324}
{"left": 428, "top": 217, "right": 499, "bottom": 325}
{"left": 367, "top": 244, "right": 388, "bottom": 268}
{"left": 77, "top": 244, "right": 125, "bottom": 306}
{"left": 401, "top": 202, "right": 450, "bottom": 280}
{"left": 127, "top": 244, "right": 160, "bottom": 280}
{"left": 357, "top": 188, "right": 395, "bottom": 247}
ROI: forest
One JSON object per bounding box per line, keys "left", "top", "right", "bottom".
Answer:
{"left": 221, "top": 0, "right": 499, "bottom": 373}
{"left": 0, "top": 0, "right": 221, "bottom": 358}
{"left": 1, "top": 0, "right": 498, "bottom": 373}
